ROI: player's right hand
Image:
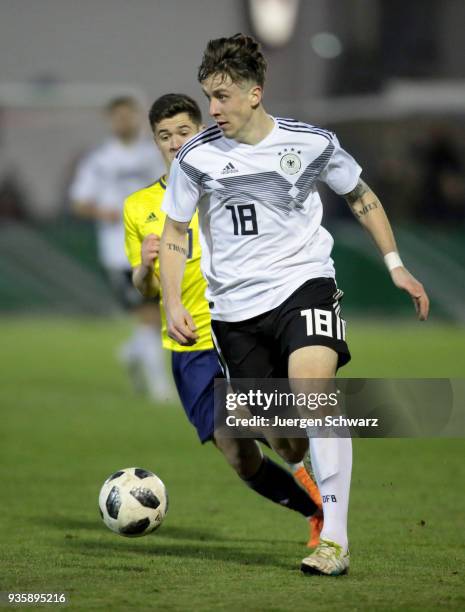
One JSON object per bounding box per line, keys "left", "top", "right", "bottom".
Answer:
{"left": 166, "top": 302, "right": 199, "bottom": 346}
{"left": 141, "top": 233, "right": 161, "bottom": 267}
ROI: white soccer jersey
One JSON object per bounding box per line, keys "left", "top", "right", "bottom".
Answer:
{"left": 162, "top": 117, "right": 361, "bottom": 322}
{"left": 70, "top": 137, "right": 164, "bottom": 270}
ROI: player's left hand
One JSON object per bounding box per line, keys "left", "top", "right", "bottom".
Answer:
{"left": 390, "top": 267, "right": 430, "bottom": 321}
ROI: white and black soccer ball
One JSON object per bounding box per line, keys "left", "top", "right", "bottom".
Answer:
{"left": 98, "top": 467, "right": 168, "bottom": 537}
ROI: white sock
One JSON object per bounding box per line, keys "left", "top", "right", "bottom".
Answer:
{"left": 134, "top": 325, "right": 172, "bottom": 400}
{"left": 309, "top": 437, "right": 352, "bottom": 552}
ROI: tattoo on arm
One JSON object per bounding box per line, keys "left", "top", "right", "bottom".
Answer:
{"left": 344, "top": 179, "right": 370, "bottom": 204}
{"left": 353, "top": 200, "right": 379, "bottom": 219}
{"left": 344, "top": 179, "right": 380, "bottom": 220}
{"left": 167, "top": 242, "right": 188, "bottom": 257}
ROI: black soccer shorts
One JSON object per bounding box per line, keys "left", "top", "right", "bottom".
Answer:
{"left": 211, "top": 277, "right": 350, "bottom": 380}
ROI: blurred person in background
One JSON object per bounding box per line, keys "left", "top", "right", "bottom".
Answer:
{"left": 416, "top": 124, "right": 465, "bottom": 224}
{"left": 0, "top": 167, "right": 28, "bottom": 220}
{"left": 69, "top": 96, "right": 171, "bottom": 401}
{"left": 374, "top": 156, "right": 420, "bottom": 223}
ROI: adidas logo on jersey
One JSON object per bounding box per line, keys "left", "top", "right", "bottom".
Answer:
{"left": 221, "top": 162, "right": 238, "bottom": 175}
{"left": 145, "top": 212, "right": 158, "bottom": 223}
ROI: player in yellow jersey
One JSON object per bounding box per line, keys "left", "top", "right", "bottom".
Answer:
{"left": 125, "top": 177, "right": 211, "bottom": 353}
{"left": 124, "top": 94, "right": 322, "bottom": 547}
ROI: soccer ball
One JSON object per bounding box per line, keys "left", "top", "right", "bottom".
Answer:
{"left": 98, "top": 467, "right": 168, "bottom": 537}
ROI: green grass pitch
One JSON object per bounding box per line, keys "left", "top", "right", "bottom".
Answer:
{"left": 1, "top": 318, "right": 464, "bottom": 611}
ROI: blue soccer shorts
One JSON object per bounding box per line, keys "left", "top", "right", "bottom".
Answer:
{"left": 171, "top": 349, "right": 223, "bottom": 443}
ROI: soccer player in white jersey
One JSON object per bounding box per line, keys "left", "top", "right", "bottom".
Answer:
{"left": 159, "top": 34, "right": 430, "bottom": 575}
{"left": 70, "top": 96, "right": 171, "bottom": 401}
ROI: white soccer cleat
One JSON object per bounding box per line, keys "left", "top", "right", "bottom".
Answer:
{"left": 301, "top": 539, "right": 349, "bottom": 576}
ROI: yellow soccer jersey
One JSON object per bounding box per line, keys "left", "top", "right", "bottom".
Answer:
{"left": 124, "top": 175, "right": 213, "bottom": 352}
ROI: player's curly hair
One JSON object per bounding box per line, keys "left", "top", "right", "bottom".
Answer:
{"left": 198, "top": 33, "right": 267, "bottom": 87}
{"left": 148, "top": 94, "right": 202, "bottom": 130}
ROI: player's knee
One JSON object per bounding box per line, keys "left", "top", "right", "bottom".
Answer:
{"left": 214, "top": 435, "right": 260, "bottom": 479}
{"left": 271, "top": 440, "right": 307, "bottom": 464}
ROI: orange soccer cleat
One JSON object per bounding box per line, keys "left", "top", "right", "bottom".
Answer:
{"left": 308, "top": 512, "right": 324, "bottom": 548}
{"left": 293, "top": 465, "right": 323, "bottom": 548}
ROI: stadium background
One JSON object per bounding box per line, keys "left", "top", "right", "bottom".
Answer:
{"left": 1, "top": 1, "right": 464, "bottom": 610}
